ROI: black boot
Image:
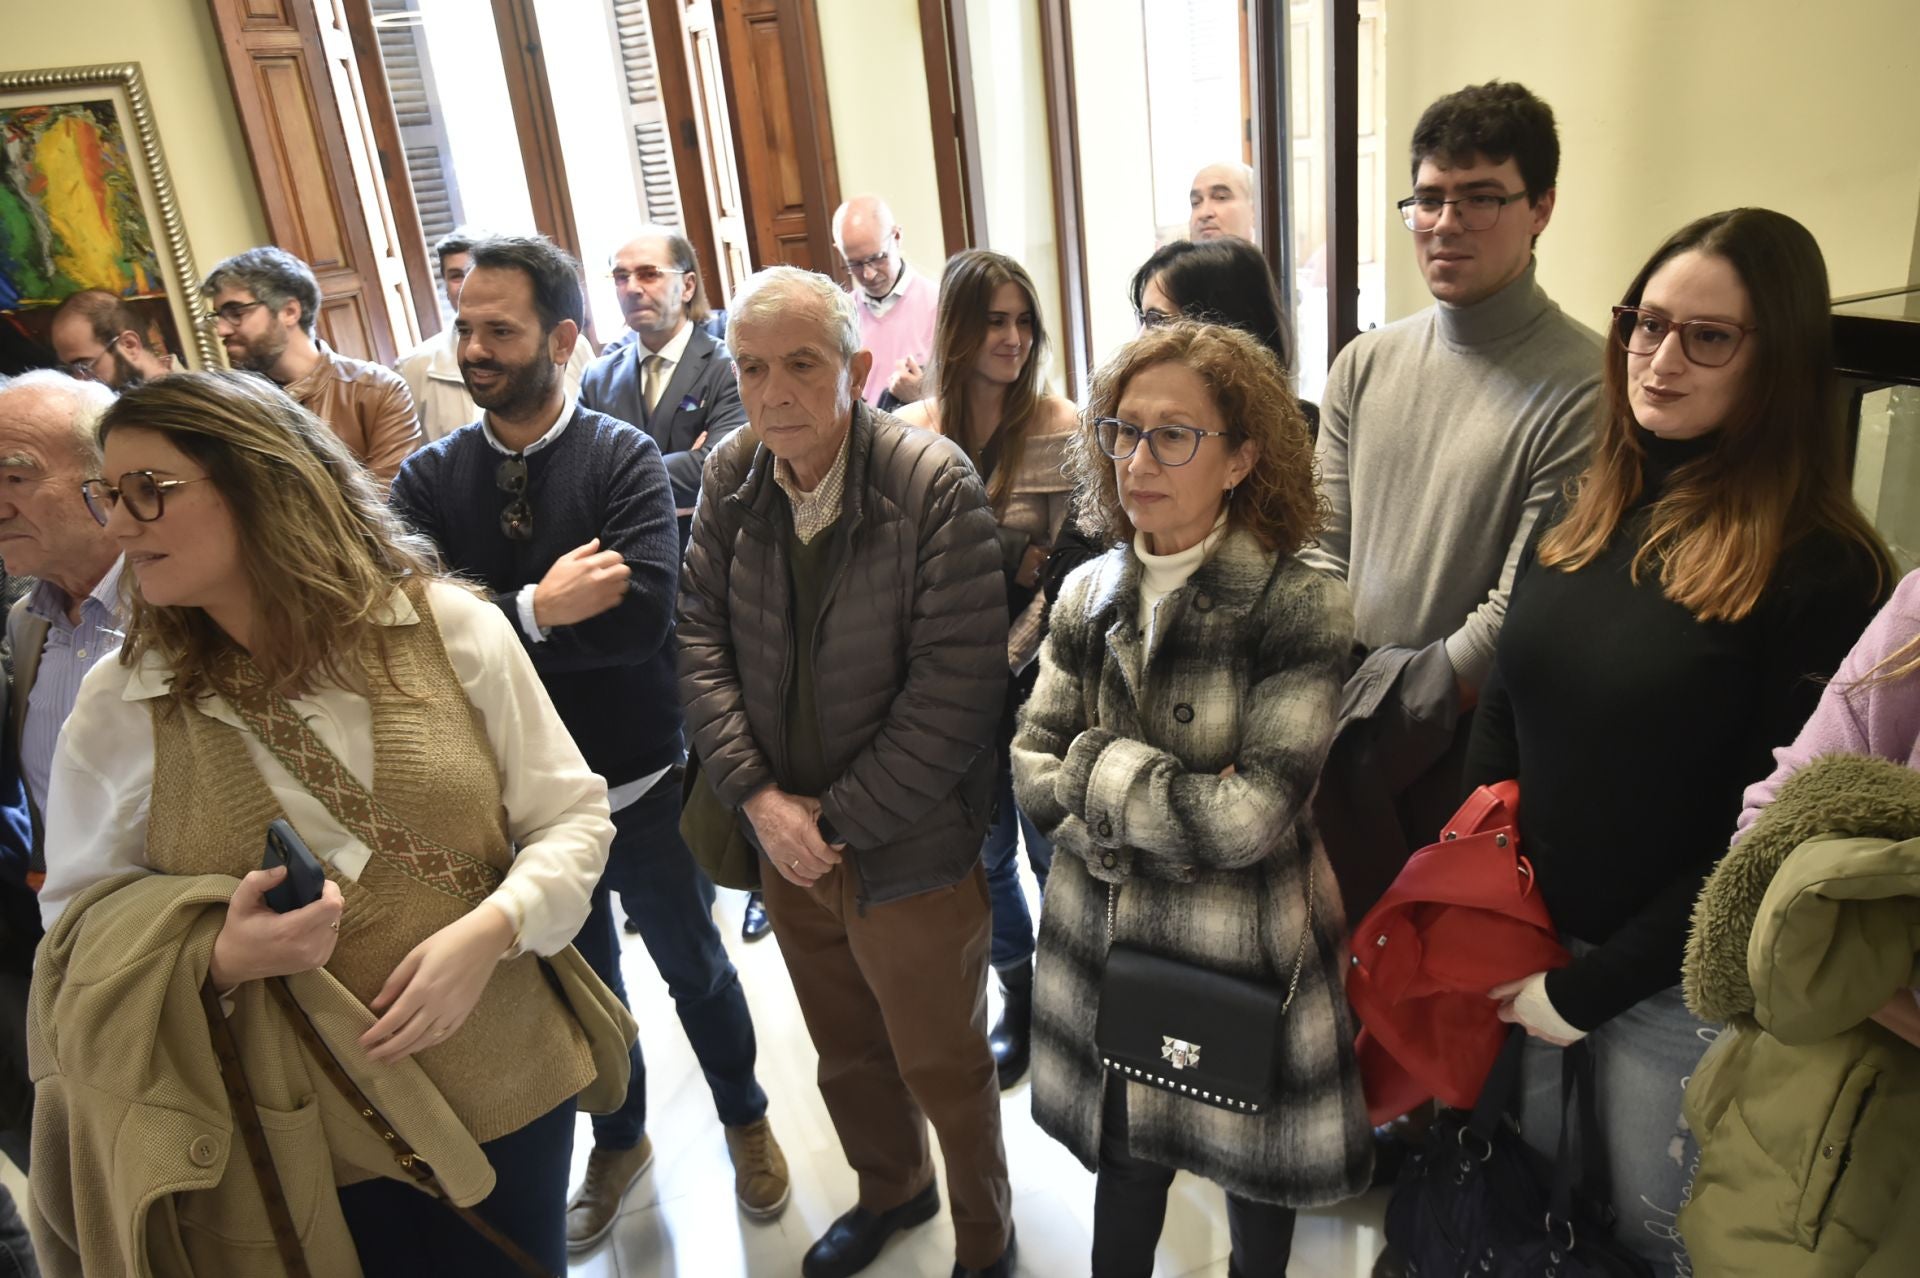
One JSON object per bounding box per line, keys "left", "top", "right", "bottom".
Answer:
{"left": 989, "top": 959, "right": 1032, "bottom": 1089}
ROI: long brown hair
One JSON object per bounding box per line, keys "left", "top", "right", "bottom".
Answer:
{"left": 1069, "top": 321, "right": 1322, "bottom": 555}
{"left": 1537, "top": 208, "right": 1889, "bottom": 622}
{"left": 101, "top": 370, "right": 445, "bottom": 699}
{"left": 927, "top": 250, "right": 1049, "bottom": 512}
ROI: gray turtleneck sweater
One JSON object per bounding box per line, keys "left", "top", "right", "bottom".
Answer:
{"left": 1301, "top": 259, "right": 1601, "bottom": 687}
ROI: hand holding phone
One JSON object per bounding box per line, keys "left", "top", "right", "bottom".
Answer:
{"left": 261, "top": 819, "right": 325, "bottom": 914}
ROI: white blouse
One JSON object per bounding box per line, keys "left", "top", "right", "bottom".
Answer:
{"left": 39, "top": 579, "right": 613, "bottom": 957}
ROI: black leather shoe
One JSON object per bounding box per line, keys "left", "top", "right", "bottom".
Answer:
{"left": 951, "top": 1225, "right": 1016, "bottom": 1277}
{"left": 741, "top": 890, "right": 771, "bottom": 942}
{"left": 989, "top": 960, "right": 1032, "bottom": 1089}
{"left": 801, "top": 1181, "right": 940, "bottom": 1278}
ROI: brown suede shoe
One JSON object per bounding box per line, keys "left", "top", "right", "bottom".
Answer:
{"left": 724, "top": 1117, "right": 791, "bottom": 1218}
{"left": 565, "top": 1135, "right": 655, "bottom": 1253}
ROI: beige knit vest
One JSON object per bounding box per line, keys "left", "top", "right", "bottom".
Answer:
{"left": 146, "top": 587, "right": 595, "bottom": 1144}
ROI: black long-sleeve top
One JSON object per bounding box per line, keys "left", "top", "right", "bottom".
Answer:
{"left": 1463, "top": 430, "right": 1886, "bottom": 1030}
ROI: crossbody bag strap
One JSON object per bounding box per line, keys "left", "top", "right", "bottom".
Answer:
{"left": 262, "top": 978, "right": 553, "bottom": 1278}
{"left": 221, "top": 672, "right": 502, "bottom": 909}
{"left": 198, "top": 980, "right": 313, "bottom": 1278}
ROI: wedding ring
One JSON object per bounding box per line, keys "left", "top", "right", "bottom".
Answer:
{"left": 329, "top": 921, "right": 340, "bottom": 932}
{"left": 792, "top": 859, "right": 801, "bottom": 870}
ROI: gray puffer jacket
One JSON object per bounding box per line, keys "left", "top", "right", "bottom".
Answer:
{"left": 677, "top": 402, "right": 1009, "bottom": 906}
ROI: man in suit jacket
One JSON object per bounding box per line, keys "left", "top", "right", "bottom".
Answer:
{"left": 580, "top": 227, "right": 746, "bottom": 533}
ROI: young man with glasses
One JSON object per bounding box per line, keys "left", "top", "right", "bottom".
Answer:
{"left": 579, "top": 227, "right": 746, "bottom": 542}
{"left": 389, "top": 235, "right": 791, "bottom": 1253}
{"left": 832, "top": 195, "right": 937, "bottom": 410}
{"left": 48, "top": 290, "right": 183, "bottom": 390}
{"left": 199, "top": 246, "right": 421, "bottom": 488}
{"left": 1301, "top": 79, "right": 1601, "bottom": 968}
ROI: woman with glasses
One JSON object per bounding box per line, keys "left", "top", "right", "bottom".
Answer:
{"left": 897, "top": 249, "right": 1079, "bottom": 1088}
{"left": 33, "top": 371, "right": 624, "bottom": 1276}
{"left": 1012, "top": 322, "right": 1371, "bottom": 1276}
{"left": 1460, "top": 208, "right": 1891, "bottom": 1277}
{"left": 1128, "top": 237, "right": 1318, "bottom": 435}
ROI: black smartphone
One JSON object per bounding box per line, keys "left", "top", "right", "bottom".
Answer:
{"left": 261, "top": 819, "right": 325, "bottom": 914}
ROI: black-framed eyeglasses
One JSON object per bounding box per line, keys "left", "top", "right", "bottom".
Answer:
{"left": 203, "top": 299, "right": 268, "bottom": 328}
{"left": 80, "top": 471, "right": 213, "bottom": 527}
{"left": 1094, "top": 417, "right": 1235, "bottom": 467}
{"left": 497, "top": 455, "right": 533, "bottom": 541}
{"left": 1610, "top": 306, "right": 1756, "bottom": 369}
{"left": 1135, "top": 307, "right": 1175, "bottom": 330}
{"left": 1396, "top": 190, "right": 1528, "bottom": 233}
{"left": 607, "top": 266, "right": 687, "bottom": 289}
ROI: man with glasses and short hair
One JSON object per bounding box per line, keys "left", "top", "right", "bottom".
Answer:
{"left": 832, "top": 195, "right": 937, "bottom": 411}
{"left": 579, "top": 227, "right": 746, "bottom": 538}
{"left": 48, "top": 290, "right": 183, "bottom": 389}
{"left": 1302, "top": 79, "right": 1601, "bottom": 966}
{"left": 398, "top": 228, "right": 597, "bottom": 444}
{"left": 388, "top": 235, "right": 790, "bottom": 1254}
{"left": 200, "top": 246, "right": 421, "bottom": 487}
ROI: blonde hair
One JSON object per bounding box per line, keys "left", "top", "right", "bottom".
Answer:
{"left": 1069, "top": 321, "right": 1322, "bottom": 555}
{"left": 100, "top": 370, "right": 445, "bottom": 699}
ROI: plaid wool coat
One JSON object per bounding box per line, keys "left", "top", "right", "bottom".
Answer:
{"left": 1011, "top": 529, "right": 1374, "bottom": 1205}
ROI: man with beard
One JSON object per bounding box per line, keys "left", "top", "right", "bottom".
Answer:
{"left": 389, "top": 235, "right": 789, "bottom": 1255}
{"left": 48, "top": 290, "right": 183, "bottom": 388}
{"left": 579, "top": 226, "right": 745, "bottom": 542}
{"left": 200, "top": 246, "right": 420, "bottom": 487}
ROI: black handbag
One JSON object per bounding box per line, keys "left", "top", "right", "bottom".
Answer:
{"left": 1384, "top": 1027, "right": 1653, "bottom": 1277}
{"left": 1093, "top": 865, "right": 1313, "bottom": 1115}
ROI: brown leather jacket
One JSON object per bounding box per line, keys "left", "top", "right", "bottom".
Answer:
{"left": 284, "top": 342, "right": 421, "bottom": 487}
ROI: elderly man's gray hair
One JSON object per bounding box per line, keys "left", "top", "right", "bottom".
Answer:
{"left": 728, "top": 266, "right": 861, "bottom": 363}
{"left": 0, "top": 369, "right": 115, "bottom": 470}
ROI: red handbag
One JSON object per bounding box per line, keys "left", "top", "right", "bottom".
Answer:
{"left": 1345, "top": 782, "right": 1570, "bottom": 1124}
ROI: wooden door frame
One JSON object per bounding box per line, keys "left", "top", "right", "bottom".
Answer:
{"left": 340, "top": 0, "right": 439, "bottom": 338}
{"left": 1038, "top": 0, "right": 1090, "bottom": 398}
{"left": 489, "top": 0, "right": 586, "bottom": 265}
{"left": 646, "top": 0, "right": 727, "bottom": 295}
{"left": 1248, "top": 0, "right": 1296, "bottom": 320}
{"left": 918, "top": 0, "right": 985, "bottom": 257}
{"left": 1324, "top": 0, "right": 1359, "bottom": 359}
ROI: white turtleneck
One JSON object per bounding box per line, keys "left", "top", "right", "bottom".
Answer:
{"left": 1134, "top": 514, "right": 1229, "bottom": 658}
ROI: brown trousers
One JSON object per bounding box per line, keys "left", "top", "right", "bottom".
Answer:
{"left": 759, "top": 857, "right": 1012, "bottom": 1267}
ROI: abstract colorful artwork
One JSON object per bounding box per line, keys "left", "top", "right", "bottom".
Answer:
{"left": 0, "top": 66, "right": 210, "bottom": 375}
{"left": 0, "top": 99, "right": 163, "bottom": 311}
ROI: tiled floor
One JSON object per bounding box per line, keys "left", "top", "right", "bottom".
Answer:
{"left": 570, "top": 883, "right": 1390, "bottom": 1277}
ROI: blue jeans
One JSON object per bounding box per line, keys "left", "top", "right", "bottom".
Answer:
{"left": 570, "top": 768, "right": 768, "bottom": 1148}
{"left": 1517, "top": 960, "right": 1714, "bottom": 1278}
{"left": 983, "top": 759, "right": 1052, "bottom": 971}
{"left": 340, "top": 1097, "right": 575, "bottom": 1277}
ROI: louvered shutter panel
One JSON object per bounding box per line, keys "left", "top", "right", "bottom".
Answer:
{"left": 370, "top": 0, "right": 465, "bottom": 300}
{"left": 608, "top": 0, "right": 686, "bottom": 227}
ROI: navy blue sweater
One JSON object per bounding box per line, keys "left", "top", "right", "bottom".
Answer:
{"left": 391, "top": 405, "right": 683, "bottom": 787}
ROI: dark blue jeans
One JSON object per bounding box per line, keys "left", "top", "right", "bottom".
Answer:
{"left": 340, "top": 1097, "right": 575, "bottom": 1277}
{"left": 571, "top": 769, "right": 767, "bottom": 1148}
{"left": 983, "top": 759, "right": 1052, "bottom": 971}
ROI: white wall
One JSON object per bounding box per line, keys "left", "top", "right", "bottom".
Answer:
{"left": 1070, "top": 0, "right": 1157, "bottom": 366}
{"left": 815, "top": 0, "right": 949, "bottom": 280}
{"left": 1384, "top": 0, "right": 1920, "bottom": 327}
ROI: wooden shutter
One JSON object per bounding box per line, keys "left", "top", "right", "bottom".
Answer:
{"left": 711, "top": 0, "right": 841, "bottom": 274}
{"left": 365, "top": 0, "right": 465, "bottom": 330}
{"left": 608, "top": 0, "right": 685, "bottom": 228}
{"left": 648, "top": 0, "right": 756, "bottom": 302}
{"left": 207, "top": 0, "right": 403, "bottom": 362}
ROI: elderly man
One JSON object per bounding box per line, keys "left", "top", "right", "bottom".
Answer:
{"left": 831, "top": 196, "right": 937, "bottom": 410}
{"left": 679, "top": 266, "right": 1014, "bottom": 1278}
{"left": 1189, "top": 161, "right": 1258, "bottom": 242}
{"left": 0, "top": 371, "right": 121, "bottom": 1181}
{"left": 201, "top": 246, "right": 421, "bottom": 486}
{"left": 398, "top": 228, "right": 595, "bottom": 443}
{"left": 48, "top": 290, "right": 183, "bottom": 389}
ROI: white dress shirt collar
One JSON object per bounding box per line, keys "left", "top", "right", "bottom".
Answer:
{"left": 482, "top": 393, "right": 577, "bottom": 457}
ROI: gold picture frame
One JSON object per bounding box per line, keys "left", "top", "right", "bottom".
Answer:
{"left": 0, "top": 62, "right": 220, "bottom": 373}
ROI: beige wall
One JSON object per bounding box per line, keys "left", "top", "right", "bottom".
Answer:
{"left": 8, "top": 0, "right": 270, "bottom": 288}
{"left": 1070, "top": 0, "right": 1156, "bottom": 367}
{"left": 815, "top": 0, "right": 949, "bottom": 280}
{"left": 1384, "top": 0, "right": 1920, "bottom": 329}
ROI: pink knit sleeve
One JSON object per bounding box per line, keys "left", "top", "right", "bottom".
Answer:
{"left": 1734, "top": 568, "right": 1920, "bottom": 840}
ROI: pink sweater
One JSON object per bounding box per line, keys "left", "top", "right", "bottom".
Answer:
{"left": 854, "top": 268, "right": 938, "bottom": 404}
{"left": 1737, "top": 567, "right": 1920, "bottom": 837}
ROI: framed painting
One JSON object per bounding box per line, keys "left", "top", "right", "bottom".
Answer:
{"left": 0, "top": 63, "right": 219, "bottom": 376}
